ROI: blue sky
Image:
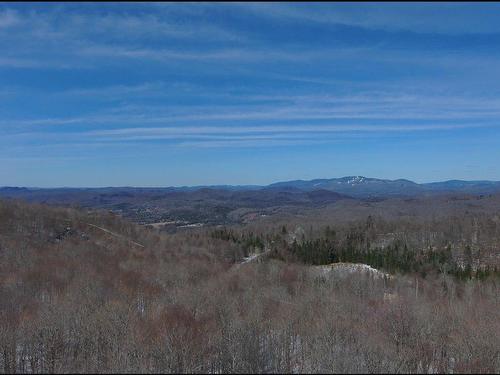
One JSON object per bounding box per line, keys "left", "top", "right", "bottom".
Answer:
{"left": 1, "top": 2, "right": 500, "bottom": 187}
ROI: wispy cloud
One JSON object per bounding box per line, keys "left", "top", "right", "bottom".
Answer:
{"left": 77, "top": 44, "right": 326, "bottom": 63}
{"left": 0, "top": 9, "right": 19, "bottom": 28}
{"left": 3, "top": 4, "right": 500, "bottom": 74}
{"left": 86, "top": 123, "right": 488, "bottom": 139}
{"left": 4, "top": 89, "right": 500, "bottom": 131}
{"left": 0, "top": 7, "right": 243, "bottom": 41}
{"left": 232, "top": 3, "right": 500, "bottom": 35}
{"left": 175, "top": 138, "right": 331, "bottom": 149}
{"left": 0, "top": 57, "right": 79, "bottom": 69}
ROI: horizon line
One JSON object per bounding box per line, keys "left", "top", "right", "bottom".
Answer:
{"left": 2, "top": 175, "right": 500, "bottom": 190}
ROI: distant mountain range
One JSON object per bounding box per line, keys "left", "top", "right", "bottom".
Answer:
{"left": 2, "top": 176, "right": 500, "bottom": 225}
{"left": 3, "top": 176, "right": 500, "bottom": 199}
{"left": 267, "top": 176, "right": 500, "bottom": 197}
{"left": 0, "top": 176, "right": 500, "bottom": 202}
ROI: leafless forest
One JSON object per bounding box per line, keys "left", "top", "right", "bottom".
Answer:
{"left": 1, "top": 197, "right": 500, "bottom": 373}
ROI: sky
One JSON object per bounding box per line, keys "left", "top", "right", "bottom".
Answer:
{"left": 1, "top": 2, "right": 500, "bottom": 187}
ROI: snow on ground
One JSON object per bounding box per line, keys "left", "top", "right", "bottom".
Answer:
{"left": 312, "top": 262, "right": 391, "bottom": 279}
{"left": 240, "top": 253, "right": 261, "bottom": 264}
{"left": 147, "top": 220, "right": 185, "bottom": 228}
{"left": 177, "top": 223, "right": 204, "bottom": 228}
{"left": 234, "top": 248, "right": 271, "bottom": 269}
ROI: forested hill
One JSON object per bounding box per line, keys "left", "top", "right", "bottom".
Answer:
{"left": 1, "top": 199, "right": 500, "bottom": 373}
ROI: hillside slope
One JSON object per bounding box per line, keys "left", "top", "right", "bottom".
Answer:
{"left": 1, "top": 200, "right": 499, "bottom": 373}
